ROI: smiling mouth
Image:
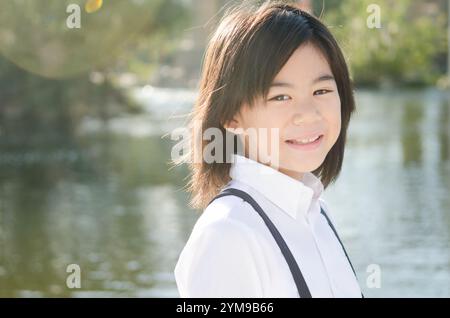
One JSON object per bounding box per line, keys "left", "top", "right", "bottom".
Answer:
{"left": 285, "top": 134, "right": 323, "bottom": 145}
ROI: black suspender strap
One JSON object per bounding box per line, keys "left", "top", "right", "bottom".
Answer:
{"left": 210, "top": 188, "right": 312, "bottom": 298}
{"left": 319, "top": 209, "right": 357, "bottom": 277}
{"left": 208, "top": 187, "right": 363, "bottom": 298}
{"left": 320, "top": 210, "right": 365, "bottom": 298}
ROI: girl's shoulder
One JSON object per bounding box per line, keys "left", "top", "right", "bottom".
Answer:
{"left": 195, "top": 192, "right": 258, "bottom": 236}
{"left": 174, "top": 194, "right": 267, "bottom": 297}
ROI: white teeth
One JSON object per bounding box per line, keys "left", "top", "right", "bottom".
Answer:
{"left": 288, "top": 135, "right": 321, "bottom": 144}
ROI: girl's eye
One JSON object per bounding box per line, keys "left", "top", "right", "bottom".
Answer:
{"left": 314, "top": 89, "right": 333, "bottom": 96}
{"left": 269, "top": 95, "right": 291, "bottom": 102}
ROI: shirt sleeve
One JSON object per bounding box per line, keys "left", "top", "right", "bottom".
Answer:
{"left": 174, "top": 218, "right": 266, "bottom": 298}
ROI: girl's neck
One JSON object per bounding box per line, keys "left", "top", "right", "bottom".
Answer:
{"left": 242, "top": 151, "right": 305, "bottom": 181}
{"left": 278, "top": 167, "right": 304, "bottom": 182}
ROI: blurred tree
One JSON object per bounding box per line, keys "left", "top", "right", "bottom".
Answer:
{"left": 320, "top": 0, "right": 447, "bottom": 86}
{"left": 0, "top": 0, "right": 190, "bottom": 79}
{"left": 0, "top": 0, "right": 191, "bottom": 136}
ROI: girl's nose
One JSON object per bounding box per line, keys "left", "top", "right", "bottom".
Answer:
{"left": 292, "top": 109, "right": 321, "bottom": 126}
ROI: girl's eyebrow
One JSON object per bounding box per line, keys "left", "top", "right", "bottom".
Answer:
{"left": 270, "top": 74, "right": 335, "bottom": 88}
{"left": 312, "top": 74, "right": 335, "bottom": 84}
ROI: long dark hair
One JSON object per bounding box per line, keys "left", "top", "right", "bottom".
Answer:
{"left": 184, "top": 1, "right": 355, "bottom": 209}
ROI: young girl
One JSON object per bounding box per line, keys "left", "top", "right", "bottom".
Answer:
{"left": 174, "top": 1, "right": 362, "bottom": 298}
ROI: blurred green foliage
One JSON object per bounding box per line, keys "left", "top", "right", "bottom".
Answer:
{"left": 320, "top": 0, "right": 447, "bottom": 86}
{"left": 0, "top": 0, "right": 190, "bottom": 78}
{"left": 0, "top": 0, "right": 190, "bottom": 135}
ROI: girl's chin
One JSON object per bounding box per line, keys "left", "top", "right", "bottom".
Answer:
{"left": 277, "top": 160, "right": 322, "bottom": 175}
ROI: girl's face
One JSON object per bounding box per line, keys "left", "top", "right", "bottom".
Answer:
{"left": 227, "top": 43, "right": 342, "bottom": 180}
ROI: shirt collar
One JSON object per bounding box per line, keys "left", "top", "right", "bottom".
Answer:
{"left": 229, "top": 154, "right": 324, "bottom": 219}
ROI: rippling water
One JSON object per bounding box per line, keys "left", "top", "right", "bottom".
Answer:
{"left": 0, "top": 88, "right": 448, "bottom": 297}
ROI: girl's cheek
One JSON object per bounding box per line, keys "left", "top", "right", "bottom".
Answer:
{"left": 329, "top": 104, "right": 342, "bottom": 144}
{"left": 319, "top": 100, "right": 341, "bottom": 141}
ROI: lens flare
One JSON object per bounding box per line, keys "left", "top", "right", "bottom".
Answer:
{"left": 85, "top": 0, "right": 103, "bottom": 13}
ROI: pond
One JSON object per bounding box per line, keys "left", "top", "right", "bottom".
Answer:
{"left": 0, "top": 87, "right": 449, "bottom": 297}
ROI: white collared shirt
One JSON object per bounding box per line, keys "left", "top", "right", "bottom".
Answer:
{"left": 174, "top": 154, "right": 362, "bottom": 298}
